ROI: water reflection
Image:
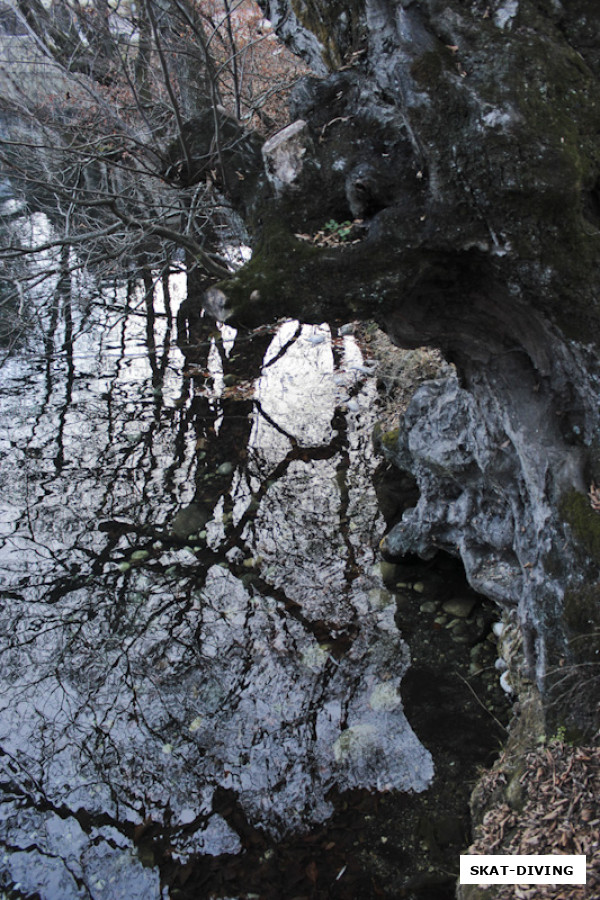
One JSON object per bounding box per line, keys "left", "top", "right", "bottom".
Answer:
{"left": 0, "top": 226, "right": 433, "bottom": 898}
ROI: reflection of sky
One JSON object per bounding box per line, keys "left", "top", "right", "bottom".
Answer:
{"left": 0, "top": 236, "right": 433, "bottom": 899}
{"left": 253, "top": 322, "right": 336, "bottom": 451}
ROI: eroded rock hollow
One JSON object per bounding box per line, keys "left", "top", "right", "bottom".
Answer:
{"left": 201, "top": 0, "right": 600, "bottom": 733}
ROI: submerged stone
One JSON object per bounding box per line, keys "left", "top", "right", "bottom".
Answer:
{"left": 419, "top": 601, "right": 438, "bottom": 614}
{"left": 442, "top": 598, "right": 476, "bottom": 619}
{"left": 130, "top": 549, "right": 150, "bottom": 562}
{"left": 170, "top": 503, "right": 211, "bottom": 539}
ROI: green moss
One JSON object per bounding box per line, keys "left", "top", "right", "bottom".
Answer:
{"left": 563, "top": 583, "right": 600, "bottom": 660}
{"left": 291, "top": 0, "right": 366, "bottom": 69}
{"left": 557, "top": 495, "right": 600, "bottom": 727}
{"left": 550, "top": 582, "right": 600, "bottom": 735}
{"left": 380, "top": 427, "right": 400, "bottom": 449}
{"left": 560, "top": 490, "right": 600, "bottom": 565}
{"left": 212, "top": 205, "right": 422, "bottom": 328}
{"left": 457, "top": 19, "right": 600, "bottom": 340}
{"left": 505, "top": 762, "right": 527, "bottom": 812}
{"left": 213, "top": 216, "right": 323, "bottom": 326}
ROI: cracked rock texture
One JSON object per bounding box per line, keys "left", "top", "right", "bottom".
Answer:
{"left": 203, "top": 0, "right": 600, "bottom": 732}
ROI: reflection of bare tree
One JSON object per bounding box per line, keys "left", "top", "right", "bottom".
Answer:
{"left": 0, "top": 0, "right": 308, "bottom": 351}
{"left": 0, "top": 280, "right": 433, "bottom": 897}
{"left": 142, "top": 268, "right": 173, "bottom": 394}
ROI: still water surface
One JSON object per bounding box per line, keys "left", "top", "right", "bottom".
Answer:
{"left": 0, "top": 221, "right": 434, "bottom": 898}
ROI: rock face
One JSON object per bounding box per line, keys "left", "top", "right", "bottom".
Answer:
{"left": 163, "top": 108, "right": 264, "bottom": 211}
{"left": 202, "top": 1, "right": 600, "bottom": 732}
{"left": 262, "top": 119, "right": 311, "bottom": 193}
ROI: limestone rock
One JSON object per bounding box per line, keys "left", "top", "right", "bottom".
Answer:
{"left": 262, "top": 119, "right": 310, "bottom": 193}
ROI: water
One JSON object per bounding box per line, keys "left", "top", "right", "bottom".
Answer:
{"left": 0, "top": 224, "right": 444, "bottom": 898}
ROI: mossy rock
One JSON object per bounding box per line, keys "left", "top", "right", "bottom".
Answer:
{"left": 560, "top": 490, "right": 600, "bottom": 565}
{"left": 380, "top": 427, "right": 400, "bottom": 449}
{"left": 505, "top": 764, "right": 526, "bottom": 812}
{"left": 563, "top": 583, "right": 600, "bottom": 661}
{"left": 291, "top": 0, "right": 366, "bottom": 69}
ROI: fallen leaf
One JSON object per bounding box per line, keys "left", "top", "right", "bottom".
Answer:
{"left": 305, "top": 860, "right": 318, "bottom": 884}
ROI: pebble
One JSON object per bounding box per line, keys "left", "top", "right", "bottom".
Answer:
{"left": 171, "top": 504, "right": 210, "bottom": 538}
{"left": 412, "top": 581, "right": 425, "bottom": 593}
{"left": 442, "top": 597, "right": 476, "bottom": 618}
{"left": 217, "top": 461, "right": 234, "bottom": 476}
{"left": 130, "top": 549, "right": 150, "bottom": 562}
{"left": 419, "top": 601, "right": 438, "bottom": 614}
